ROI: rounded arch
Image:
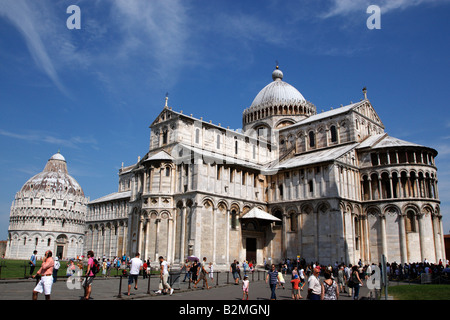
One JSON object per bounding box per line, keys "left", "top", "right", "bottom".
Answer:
{"left": 300, "top": 203, "right": 313, "bottom": 214}
{"left": 160, "top": 210, "right": 171, "bottom": 219}
{"left": 365, "top": 205, "right": 381, "bottom": 217}
{"left": 285, "top": 205, "right": 298, "bottom": 215}
{"left": 201, "top": 196, "right": 215, "bottom": 208}
{"left": 230, "top": 202, "right": 241, "bottom": 214}
{"left": 274, "top": 118, "right": 296, "bottom": 129}
{"left": 316, "top": 201, "right": 330, "bottom": 214}
{"left": 421, "top": 204, "right": 434, "bottom": 216}
{"left": 401, "top": 203, "right": 420, "bottom": 215}
{"left": 383, "top": 204, "right": 400, "bottom": 216}
{"left": 149, "top": 210, "right": 158, "bottom": 219}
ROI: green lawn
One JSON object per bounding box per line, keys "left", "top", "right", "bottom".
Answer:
{"left": 0, "top": 259, "right": 83, "bottom": 279}
{"left": 388, "top": 284, "right": 450, "bottom": 300}
{"left": 0, "top": 259, "right": 159, "bottom": 279}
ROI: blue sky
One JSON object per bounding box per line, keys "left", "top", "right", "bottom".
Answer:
{"left": 1, "top": 0, "right": 450, "bottom": 241}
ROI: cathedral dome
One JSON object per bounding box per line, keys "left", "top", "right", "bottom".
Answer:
{"left": 243, "top": 66, "right": 316, "bottom": 131}
{"left": 250, "top": 66, "right": 306, "bottom": 109}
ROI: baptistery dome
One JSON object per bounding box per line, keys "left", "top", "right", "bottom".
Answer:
{"left": 243, "top": 66, "right": 316, "bottom": 132}
{"left": 20, "top": 152, "right": 85, "bottom": 197}
{"left": 6, "top": 152, "right": 88, "bottom": 260}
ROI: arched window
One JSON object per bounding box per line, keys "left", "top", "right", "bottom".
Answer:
{"left": 231, "top": 210, "right": 238, "bottom": 229}
{"left": 162, "top": 129, "right": 168, "bottom": 145}
{"left": 274, "top": 210, "right": 282, "bottom": 226}
{"left": 165, "top": 167, "right": 170, "bottom": 177}
{"left": 234, "top": 137, "right": 238, "bottom": 154}
{"left": 309, "top": 131, "right": 315, "bottom": 148}
{"left": 290, "top": 213, "right": 298, "bottom": 232}
{"left": 406, "top": 210, "right": 416, "bottom": 232}
{"left": 330, "top": 125, "right": 337, "bottom": 143}
{"left": 354, "top": 217, "right": 360, "bottom": 250}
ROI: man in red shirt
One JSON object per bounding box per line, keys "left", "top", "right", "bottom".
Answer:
{"left": 32, "top": 250, "right": 54, "bottom": 300}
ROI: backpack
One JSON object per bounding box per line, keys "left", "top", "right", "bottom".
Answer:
{"left": 91, "top": 259, "right": 100, "bottom": 276}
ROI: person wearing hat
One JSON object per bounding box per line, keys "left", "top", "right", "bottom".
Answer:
{"left": 52, "top": 256, "right": 60, "bottom": 283}
{"left": 127, "top": 252, "right": 143, "bottom": 296}
{"left": 290, "top": 274, "right": 302, "bottom": 300}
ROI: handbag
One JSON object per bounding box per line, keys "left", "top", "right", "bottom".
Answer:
{"left": 347, "top": 279, "right": 354, "bottom": 288}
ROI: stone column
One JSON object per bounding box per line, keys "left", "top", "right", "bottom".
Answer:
{"left": 122, "top": 223, "right": 128, "bottom": 257}
{"left": 144, "top": 219, "right": 150, "bottom": 261}
{"left": 433, "top": 215, "right": 442, "bottom": 263}
{"left": 439, "top": 215, "right": 446, "bottom": 262}
{"left": 380, "top": 214, "right": 388, "bottom": 262}
{"left": 398, "top": 213, "right": 408, "bottom": 264}
{"left": 137, "top": 216, "right": 144, "bottom": 255}
{"left": 389, "top": 176, "right": 394, "bottom": 199}
{"left": 282, "top": 213, "right": 287, "bottom": 259}
{"left": 417, "top": 213, "right": 426, "bottom": 261}
{"left": 213, "top": 206, "right": 217, "bottom": 264}
{"left": 168, "top": 214, "right": 174, "bottom": 264}
{"left": 155, "top": 218, "right": 160, "bottom": 261}
{"left": 226, "top": 209, "right": 230, "bottom": 265}
{"left": 180, "top": 205, "right": 186, "bottom": 262}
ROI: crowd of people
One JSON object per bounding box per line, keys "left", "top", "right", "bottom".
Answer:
{"left": 259, "top": 256, "right": 450, "bottom": 300}
{"left": 26, "top": 248, "right": 450, "bottom": 301}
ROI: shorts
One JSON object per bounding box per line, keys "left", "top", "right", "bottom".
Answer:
{"left": 232, "top": 272, "right": 239, "bottom": 279}
{"left": 292, "top": 289, "right": 299, "bottom": 295}
{"left": 33, "top": 275, "right": 53, "bottom": 295}
{"left": 128, "top": 274, "right": 138, "bottom": 285}
{"left": 83, "top": 276, "right": 94, "bottom": 287}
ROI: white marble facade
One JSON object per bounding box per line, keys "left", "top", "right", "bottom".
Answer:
{"left": 6, "top": 153, "right": 87, "bottom": 260}
{"left": 85, "top": 67, "right": 445, "bottom": 269}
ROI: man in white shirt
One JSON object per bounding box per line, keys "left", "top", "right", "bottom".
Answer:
{"left": 307, "top": 267, "right": 322, "bottom": 300}
{"left": 127, "top": 252, "right": 143, "bottom": 296}
{"left": 156, "top": 256, "right": 173, "bottom": 295}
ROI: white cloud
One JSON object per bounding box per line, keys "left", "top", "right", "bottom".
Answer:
{"left": 110, "top": 0, "right": 191, "bottom": 86}
{"left": 321, "top": 0, "right": 450, "bottom": 18}
{"left": 0, "top": 0, "right": 69, "bottom": 96}
{"left": 0, "top": 129, "right": 98, "bottom": 150}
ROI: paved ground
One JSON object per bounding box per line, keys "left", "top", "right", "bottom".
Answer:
{"left": 0, "top": 271, "right": 377, "bottom": 301}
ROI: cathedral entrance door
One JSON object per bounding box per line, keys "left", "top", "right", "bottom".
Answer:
{"left": 246, "top": 238, "right": 257, "bottom": 263}
{"left": 56, "top": 245, "right": 64, "bottom": 259}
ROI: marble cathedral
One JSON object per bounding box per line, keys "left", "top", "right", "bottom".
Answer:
{"left": 80, "top": 66, "right": 445, "bottom": 268}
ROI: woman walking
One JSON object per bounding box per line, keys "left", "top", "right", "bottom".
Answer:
{"left": 351, "top": 265, "right": 363, "bottom": 300}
